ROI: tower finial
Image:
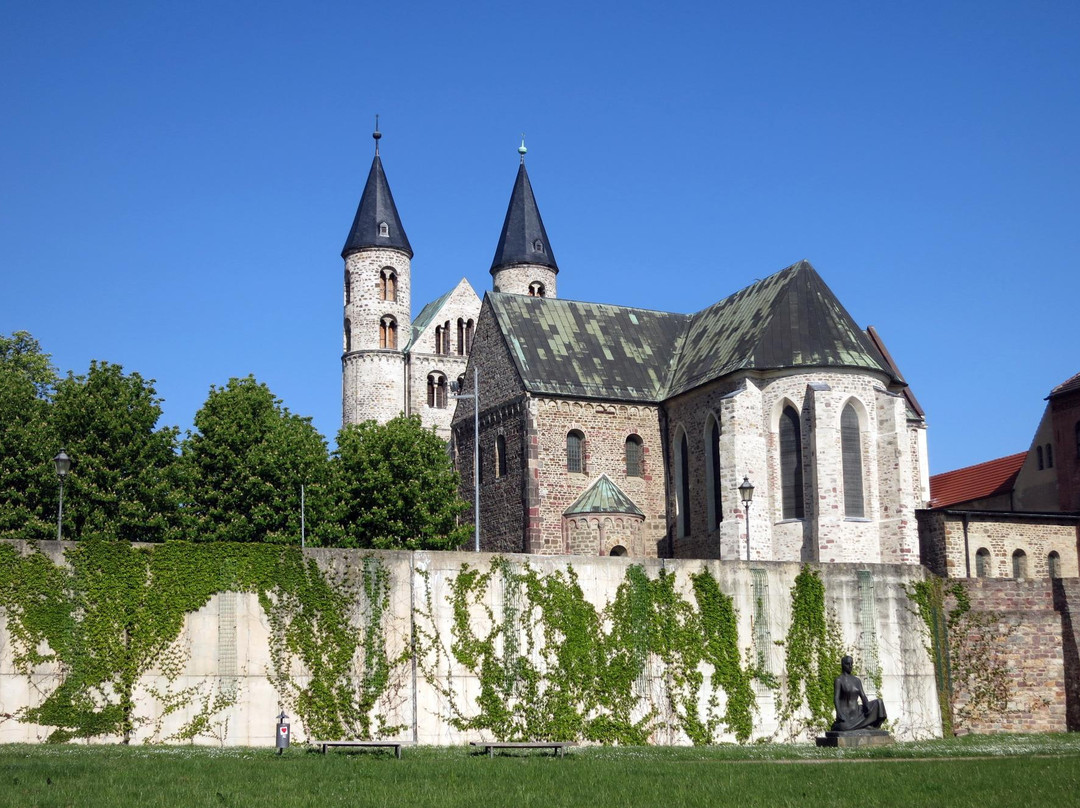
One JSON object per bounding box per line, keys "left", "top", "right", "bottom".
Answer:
{"left": 373, "top": 114, "right": 381, "bottom": 155}
{"left": 518, "top": 133, "right": 527, "bottom": 163}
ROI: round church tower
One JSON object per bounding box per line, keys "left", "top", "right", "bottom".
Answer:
{"left": 341, "top": 126, "right": 412, "bottom": 426}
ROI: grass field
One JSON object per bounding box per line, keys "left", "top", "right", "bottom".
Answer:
{"left": 3, "top": 735, "right": 1079, "bottom": 808}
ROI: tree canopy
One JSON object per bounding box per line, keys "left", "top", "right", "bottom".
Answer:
{"left": 332, "top": 415, "right": 470, "bottom": 551}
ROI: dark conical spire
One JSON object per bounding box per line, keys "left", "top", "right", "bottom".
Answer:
{"left": 489, "top": 156, "right": 558, "bottom": 275}
{"left": 342, "top": 126, "right": 412, "bottom": 258}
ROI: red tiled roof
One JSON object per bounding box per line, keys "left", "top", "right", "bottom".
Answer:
{"left": 1050, "top": 371, "right": 1080, "bottom": 398}
{"left": 929, "top": 452, "right": 1026, "bottom": 509}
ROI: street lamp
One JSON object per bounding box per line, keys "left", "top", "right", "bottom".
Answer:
{"left": 450, "top": 367, "right": 481, "bottom": 552}
{"left": 54, "top": 449, "right": 71, "bottom": 541}
{"left": 738, "top": 476, "right": 754, "bottom": 561}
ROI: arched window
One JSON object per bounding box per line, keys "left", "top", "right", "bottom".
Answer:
{"left": 609, "top": 545, "right": 627, "bottom": 557}
{"left": 1037, "top": 445, "right": 1044, "bottom": 470}
{"left": 495, "top": 435, "right": 507, "bottom": 478}
{"left": 779, "top": 406, "right": 804, "bottom": 519}
{"left": 457, "top": 318, "right": 465, "bottom": 355}
{"left": 975, "top": 548, "right": 991, "bottom": 578}
{"left": 379, "top": 316, "right": 397, "bottom": 349}
{"left": 532, "top": 239, "right": 545, "bottom": 254}
{"left": 434, "top": 325, "right": 444, "bottom": 354}
{"left": 379, "top": 268, "right": 397, "bottom": 302}
{"left": 344, "top": 270, "right": 351, "bottom": 304}
{"left": 465, "top": 319, "right": 475, "bottom": 354}
{"left": 841, "top": 403, "right": 865, "bottom": 517}
{"left": 1047, "top": 444, "right": 1054, "bottom": 468}
{"left": 427, "top": 374, "right": 447, "bottom": 408}
{"left": 1049, "top": 551, "right": 1062, "bottom": 579}
{"left": 625, "top": 434, "right": 643, "bottom": 477}
{"left": 529, "top": 281, "right": 545, "bottom": 297}
{"left": 676, "top": 431, "right": 691, "bottom": 538}
{"left": 567, "top": 430, "right": 584, "bottom": 473}
{"left": 344, "top": 319, "right": 352, "bottom": 352}
{"left": 1012, "top": 549, "right": 1027, "bottom": 579}
{"left": 378, "top": 221, "right": 389, "bottom": 237}
{"left": 706, "top": 416, "right": 723, "bottom": 528}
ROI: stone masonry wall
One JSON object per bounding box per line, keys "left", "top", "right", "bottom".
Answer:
{"left": 917, "top": 510, "right": 1079, "bottom": 580}
{"left": 491, "top": 262, "right": 557, "bottom": 298}
{"left": 945, "top": 578, "right": 1071, "bottom": 734}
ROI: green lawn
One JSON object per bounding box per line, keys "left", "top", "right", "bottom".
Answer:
{"left": 2, "top": 735, "right": 1079, "bottom": 808}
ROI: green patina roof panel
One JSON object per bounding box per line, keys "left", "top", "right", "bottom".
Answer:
{"left": 563, "top": 474, "right": 645, "bottom": 516}
{"left": 490, "top": 293, "right": 689, "bottom": 402}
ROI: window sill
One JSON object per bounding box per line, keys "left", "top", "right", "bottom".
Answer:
{"left": 844, "top": 517, "right": 872, "bottom": 523}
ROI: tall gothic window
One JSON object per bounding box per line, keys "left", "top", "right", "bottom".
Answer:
{"left": 676, "top": 431, "right": 691, "bottom": 538}
{"left": 379, "top": 316, "right": 397, "bottom": 349}
{"left": 567, "top": 430, "right": 584, "bottom": 473}
{"left": 841, "top": 403, "right": 865, "bottom": 518}
{"left": 379, "top": 268, "right": 397, "bottom": 302}
{"left": 706, "top": 416, "right": 723, "bottom": 528}
{"left": 780, "top": 406, "right": 804, "bottom": 520}
{"left": 495, "top": 435, "right": 507, "bottom": 478}
{"left": 625, "top": 434, "right": 643, "bottom": 477}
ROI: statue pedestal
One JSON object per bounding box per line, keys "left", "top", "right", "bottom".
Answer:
{"left": 815, "top": 730, "right": 893, "bottom": 748}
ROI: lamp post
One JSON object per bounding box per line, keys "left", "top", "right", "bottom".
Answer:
{"left": 451, "top": 367, "right": 481, "bottom": 552}
{"left": 54, "top": 449, "right": 71, "bottom": 541}
{"left": 738, "top": 476, "right": 754, "bottom": 562}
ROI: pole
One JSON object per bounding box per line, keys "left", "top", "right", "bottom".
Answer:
{"left": 301, "top": 484, "right": 306, "bottom": 549}
{"left": 745, "top": 501, "right": 751, "bottom": 561}
{"left": 57, "top": 476, "right": 64, "bottom": 541}
{"left": 473, "top": 366, "right": 480, "bottom": 553}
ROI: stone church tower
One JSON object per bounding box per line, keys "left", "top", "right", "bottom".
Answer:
{"left": 490, "top": 142, "right": 560, "bottom": 299}
{"left": 341, "top": 126, "right": 413, "bottom": 426}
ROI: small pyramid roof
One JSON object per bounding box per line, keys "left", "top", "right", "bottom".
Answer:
{"left": 490, "top": 162, "right": 558, "bottom": 274}
{"left": 563, "top": 474, "right": 644, "bottom": 517}
{"left": 342, "top": 154, "right": 412, "bottom": 258}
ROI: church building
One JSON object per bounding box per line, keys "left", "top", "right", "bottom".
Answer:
{"left": 341, "top": 129, "right": 931, "bottom": 562}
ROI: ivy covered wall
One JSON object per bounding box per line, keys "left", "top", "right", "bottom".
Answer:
{"left": 0, "top": 541, "right": 942, "bottom": 745}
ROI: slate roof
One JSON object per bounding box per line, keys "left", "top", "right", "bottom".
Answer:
{"left": 342, "top": 154, "right": 413, "bottom": 258}
{"left": 487, "top": 261, "right": 902, "bottom": 403}
{"left": 563, "top": 474, "right": 644, "bottom": 517}
{"left": 490, "top": 162, "right": 559, "bottom": 274}
{"left": 1049, "top": 371, "right": 1080, "bottom": 399}
{"left": 930, "top": 452, "right": 1026, "bottom": 508}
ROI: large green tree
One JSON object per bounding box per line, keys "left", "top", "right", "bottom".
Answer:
{"left": 0, "top": 331, "right": 58, "bottom": 539}
{"left": 331, "top": 415, "right": 470, "bottom": 550}
{"left": 179, "top": 376, "right": 330, "bottom": 543}
{"left": 50, "top": 361, "right": 179, "bottom": 542}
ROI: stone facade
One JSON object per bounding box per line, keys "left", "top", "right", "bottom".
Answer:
{"left": 917, "top": 509, "right": 1080, "bottom": 580}
{"left": 944, "top": 578, "right": 1080, "bottom": 734}
{"left": 491, "top": 261, "right": 557, "bottom": 298}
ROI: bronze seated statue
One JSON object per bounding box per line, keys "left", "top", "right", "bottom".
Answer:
{"left": 831, "top": 655, "right": 887, "bottom": 732}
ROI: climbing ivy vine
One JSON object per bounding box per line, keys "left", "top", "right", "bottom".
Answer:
{"left": 0, "top": 541, "right": 401, "bottom": 743}
{"left": 414, "top": 559, "right": 757, "bottom": 745}
{"left": 776, "top": 566, "right": 848, "bottom": 739}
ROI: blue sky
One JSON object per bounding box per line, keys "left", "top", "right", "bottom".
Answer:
{"left": 3, "top": 1, "right": 1078, "bottom": 474}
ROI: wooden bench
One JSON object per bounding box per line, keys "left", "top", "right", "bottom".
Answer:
{"left": 312, "top": 740, "right": 408, "bottom": 759}
{"left": 469, "top": 741, "right": 576, "bottom": 758}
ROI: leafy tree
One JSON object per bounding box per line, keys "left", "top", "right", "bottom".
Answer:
{"left": 331, "top": 414, "right": 470, "bottom": 550}
{"left": 0, "top": 331, "right": 58, "bottom": 539}
{"left": 179, "top": 376, "right": 330, "bottom": 543}
{"left": 50, "top": 362, "right": 180, "bottom": 542}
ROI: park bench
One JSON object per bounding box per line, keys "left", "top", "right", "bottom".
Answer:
{"left": 469, "top": 741, "right": 576, "bottom": 758}
{"left": 312, "top": 740, "right": 408, "bottom": 759}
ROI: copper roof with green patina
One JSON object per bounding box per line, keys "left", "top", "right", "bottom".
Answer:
{"left": 665, "top": 261, "right": 897, "bottom": 397}
{"left": 563, "top": 474, "right": 644, "bottom": 517}
{"left": 407, "top": 288, "right": 453, "bottom": 351}
{"left": 488, "top": 293, "right": 688, "bottom": 402}
{"left": 489, "top": 261, "right": 900, "bottom": 403}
